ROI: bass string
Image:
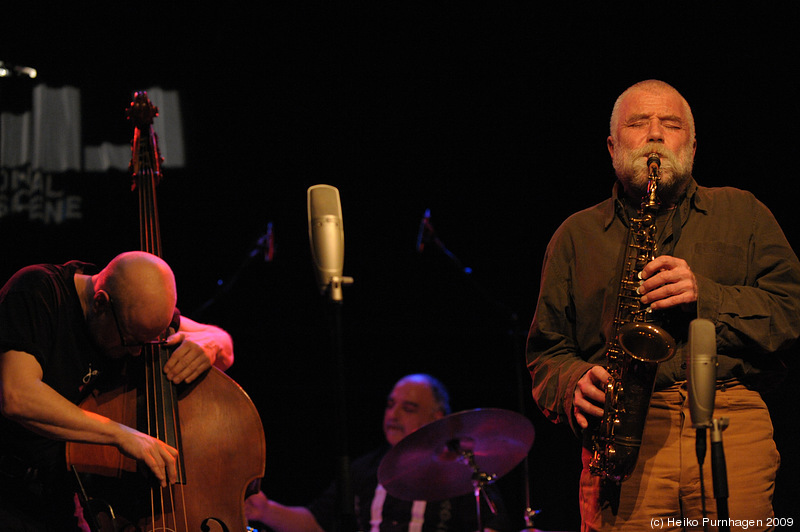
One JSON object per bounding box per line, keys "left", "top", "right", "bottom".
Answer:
{"left": 144, "top": 341, "right": 189, "bottom": 531}
{"left": 137, "top": 120, "right": 188, "bottom": 529}
{"left": 138, "top": 168, "right": 162, "bottom": 258}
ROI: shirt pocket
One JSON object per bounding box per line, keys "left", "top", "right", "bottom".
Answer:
{"left": 691, "top": 241, "right": 747, "bottom": 285}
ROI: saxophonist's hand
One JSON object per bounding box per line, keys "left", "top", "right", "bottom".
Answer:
{"left": 573, "top": 366, "right": 610, "bottom": 429}
{"left": 638, "top": 255, "right": 698, "bottom": 311}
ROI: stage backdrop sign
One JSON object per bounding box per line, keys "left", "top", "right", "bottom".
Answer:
{"left": 0, "top": 84, "right": 184, "bottom": 276}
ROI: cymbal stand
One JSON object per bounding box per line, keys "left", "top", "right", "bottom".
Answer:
{"left": 420, "top": 211, "right": 538, "bottom": 530}
{"left": 711, "top": 418, "right": 730, "bottom": 532}
{"left": 446, "top": 439, "right": 498, "bottom": 532}
{"left": 522, "top": 507, "right": 542, "bottom": 531}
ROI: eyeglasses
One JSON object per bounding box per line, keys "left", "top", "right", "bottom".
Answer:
{"left": 107, "top": 296, "right": 168, "bottom": 348}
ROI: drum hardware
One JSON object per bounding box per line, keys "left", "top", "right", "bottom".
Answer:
{"left": 378, "top": 408, "right": 534, "bottom": 531}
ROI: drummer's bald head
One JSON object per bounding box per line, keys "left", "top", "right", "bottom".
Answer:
{"left": 395, "top": 374, "right": 451, "bottom": 416}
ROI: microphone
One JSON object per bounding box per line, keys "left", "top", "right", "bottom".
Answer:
{"left": 688, "top": 318, "right": 730, "bottom": 524}
{"left": 416, "top": 209, "right": 431, "bottom": 252}
{"left": 249, "top": 223, "right": 275, "bottom": 263}
{"left": 264, "top": 222, "right": 274, "bottom": 262}
{"left": 307, "top": 184, "right": 349, "bottom": 301}
{"left": 688, "top": 318, "right": 717, "bottom": 429}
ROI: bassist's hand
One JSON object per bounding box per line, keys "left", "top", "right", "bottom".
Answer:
{"left": 162, "top": 317, "right": 234, "bottom": 383}
{"left": 116, "top": 425, "right": 179, "bottom": 487}
{"left": 162, "top": 331, "right": 215, "bottom": 384}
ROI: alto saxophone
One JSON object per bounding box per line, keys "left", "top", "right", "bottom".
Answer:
{"left": 588, "top": 153, "right": 676, "bottom": 483}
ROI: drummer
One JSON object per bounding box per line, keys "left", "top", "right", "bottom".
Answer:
{"left": 246, "top": 373, "right": 512, "bottom": 531}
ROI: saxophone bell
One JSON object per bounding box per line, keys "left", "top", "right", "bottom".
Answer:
{"left": 618, "top": 322, "right": 675, "bottom": 364}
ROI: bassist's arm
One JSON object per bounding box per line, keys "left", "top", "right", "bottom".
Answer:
{"left": 162, "top": 317, "right": 234, "bottom": 384}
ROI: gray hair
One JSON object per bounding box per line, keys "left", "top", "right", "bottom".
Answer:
{"left": 609, "top": 79, "right": 696, "bottom": 143}
{"left": 398, "top": 373, "right": 452, "bottom": 415}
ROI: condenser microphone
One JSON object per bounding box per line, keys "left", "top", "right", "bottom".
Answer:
{"left": 307, "top": 184, "right": 347, "bottom": 301}
{"left": 688, "top": 318, "right": 717, "bottom": 429}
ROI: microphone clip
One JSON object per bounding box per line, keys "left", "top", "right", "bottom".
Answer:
{"left": 325, "top": 275, "right": 354, "bottom": 303}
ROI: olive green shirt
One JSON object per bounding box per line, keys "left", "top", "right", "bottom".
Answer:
{"left": 526, "top": 178, "right": 800, "bottom": 434}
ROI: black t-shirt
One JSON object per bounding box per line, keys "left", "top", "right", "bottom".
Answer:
{"left": 0, "top": 261, "right": 103, "bottom": 456}
{"left": 0, "top": 261, "right": 103, "bottom": 530}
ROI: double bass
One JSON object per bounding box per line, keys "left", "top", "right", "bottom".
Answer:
{"left": 67, "top": 92, "right": 265, "bottom": 531}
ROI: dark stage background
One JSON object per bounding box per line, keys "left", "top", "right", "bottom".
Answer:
{"left": 2, "top": 6, "right": 799, "bottom": 530}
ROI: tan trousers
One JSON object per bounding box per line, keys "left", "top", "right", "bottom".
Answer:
{"left": 579, "top": 382, "right": 780, "bottom": 532}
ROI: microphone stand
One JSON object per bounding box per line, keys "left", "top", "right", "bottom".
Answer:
{"left": 417, "top": 211, "right": 540, "bottom": 531}
{"left": 190, "top": 224, "right": 274, "bottom": 320}
{"left": 322, "top": 275, "right": 356, "bottom": 532}
{"left": 711, "top": 417, "right": 730, "bottom": 532}
{"left": 695, "top": 426, "right": 709, "bottom": 529}
{"left": 417, "top": 211, "right": 472, "bottom": 275}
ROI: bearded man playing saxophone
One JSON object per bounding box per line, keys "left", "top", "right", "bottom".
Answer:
{"left": 526, "top": 79, "right": 800, "bottom": 531}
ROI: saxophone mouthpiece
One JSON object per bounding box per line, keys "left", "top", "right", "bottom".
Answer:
{"left": 647, "top": 153, "right": 661, "bottom": 173}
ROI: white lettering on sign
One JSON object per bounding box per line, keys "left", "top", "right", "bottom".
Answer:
{"left": 0, "top": 167, "right": 83, "bottom": 224}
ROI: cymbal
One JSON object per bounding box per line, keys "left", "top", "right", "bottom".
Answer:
{"left": 377, "top": 408, "right": 534, "bottom": 501}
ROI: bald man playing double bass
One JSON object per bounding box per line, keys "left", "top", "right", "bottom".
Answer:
{"left": 0, "top": 251, "right": 234, "bottom": 531}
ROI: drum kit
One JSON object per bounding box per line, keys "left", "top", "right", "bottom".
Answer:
{"left": 377, "top": 407, "right": 556, "bottom": 532}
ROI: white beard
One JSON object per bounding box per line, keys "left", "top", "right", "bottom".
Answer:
{"left": 612, "top": 142, "right": 694, "bottom": 204}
